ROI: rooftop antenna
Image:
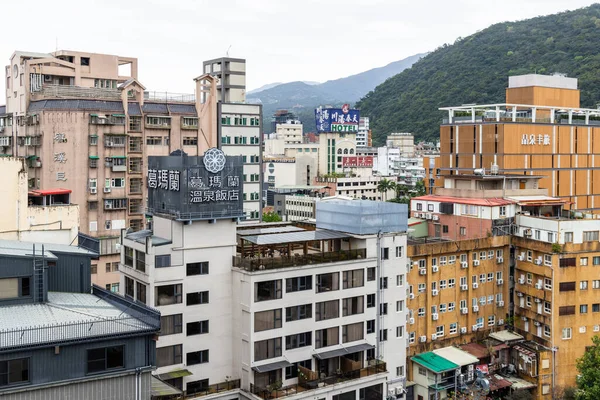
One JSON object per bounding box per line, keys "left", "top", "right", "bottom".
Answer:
{"left": 226, "top": 45, "right": 232, "bottom": 57}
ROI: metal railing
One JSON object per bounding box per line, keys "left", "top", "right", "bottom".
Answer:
{"left": 234, "top": 249, "right": 367, "bottom": 272}
{"left": 144, "top": 91, "right": 195, "bottom": 103}
{"left": 36, "top": 84, "right": 122, "bottom": 100}
{"left": 185, "top": 379, "right": 240, "bottom": 397}
{"left": 147, "top": 208, "right": 246, "bottom": 221}
{"left": 250, "top": 362, "right": 386, "bottom": 399}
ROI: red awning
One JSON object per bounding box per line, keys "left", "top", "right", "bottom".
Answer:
{"left": 28, "top": 188, "right": 72, "bottom": 196}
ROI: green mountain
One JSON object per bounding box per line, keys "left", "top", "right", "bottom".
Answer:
{"left": 247, "top": 53, "right": 426, "bottom": 132}
{"left": 357, "top": 4, "right": 600, "bottom": 144}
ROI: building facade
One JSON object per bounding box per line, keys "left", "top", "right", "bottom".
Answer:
{"left": 356, "top": 117, "right": 371, "bottom": 148}
{"left": 203, "top": 57, "right": 246, "bottom": 103}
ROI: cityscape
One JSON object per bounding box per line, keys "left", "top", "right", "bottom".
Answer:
{"left": 1, "top": 1, "right": 600, "bottom": 400}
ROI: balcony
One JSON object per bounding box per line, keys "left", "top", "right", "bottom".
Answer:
{"left": 183, "top": 379, "right": 240, "bottom": 398}
{"left": 90, "top": 114, "right": 126, "bottom": 126}
{"left": 144, "top": 91, "right": 195, "bottom": 103}
{"left": 250, "top": 361, "right": 386, "bottom": 399}
{"left": 181, "top": 117, "right": 199, "bottom": 130}
{"left": 34, "top": 84, "right": 122, "bottom": 101}
{"left": 233, "top": 249, "right": 367, "bottom": 272}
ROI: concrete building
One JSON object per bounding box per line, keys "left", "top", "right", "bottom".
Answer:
{"left": 264, "top": 157, "right": 298, "bottom": 189}
{"left": 438, "top": 73, "right": 600, "bottom": 211}
{"left": 386, "top": 133, "right": 414, "bottom": 156}
{"left": 356, "top": 117, "right": 371, "bottom": 148}
{"left": 203, "top": 57, "right": 246, "bottom": 103}
{"left": 0, "top": 239, "right": 161, "bottom": 400}
{"left": 316, "top": 176, "right": 395, "bottom": 202}
{"left": 318, "top": 132, "right": 357, "bottom": 176}
{"left": 373, "top": 147, "right": 400, "bottom": 177}
{"left": 0, "top": 157, "right": 79, "bottom": 244}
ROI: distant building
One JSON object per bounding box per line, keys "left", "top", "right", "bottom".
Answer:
{"left": 0, "top": 239, "right": 160, "bottom": 400}
{"left": 270, "top": 109, "right": 298, "bottom": 134}
{"left": 203, "top": 57, "right": 246, "bottom": 103}
{"left": 386, "top": 133, "right": 415, "bottom": 156}
{"left": 357, "top": 117, "right": 371, "bottom": 147}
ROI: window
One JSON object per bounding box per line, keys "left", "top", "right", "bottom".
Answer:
{"left": 381, "top": 247, "right": 389, "bottom": 260}
{"left": 488, "top": 315, "right": 496, "bottom": 326}
{"left": 544, "top": 301, "right": 551, "bottom": 314}
{"left": 187, "top": 379, "right": 209, "bottom": 396}
{"left": 448, "top": 255, "right": 456, "bottom": 264}
{"left": 366, "top": 294, "right": 375, "bottom": 308}
{"left": 0, "top": 358, "right": 29, "bottom": 386}
{"left": 565, "top": 232, "right": 574, "bottom": 243}
{"left": 480, "top": 274, "right": 486, "bottom": 283}
{"left": 160, "top": 314, "right": 183, "bottom": 336}
{"left": 255, "top": 280, "right": 282, "bottom": 301}
{"left": 499, "top": 206, "right": 506, "bottom": 216}
{"left": 187, "top": 350, "right": 209, "bottom": 365}
{"left": 593, "top": 304, "right": 600, "bottom": 313}
{"left": 315, "top": 300, "right": 339, "bottom": 321}
{"left": 544, "top": 254, "right": 552, "bottom": 266}
{"left": 526, "top": 251, "right": 532, "bottom": 262}
{"left": 316, "top": 273, "right": 339, "bottom": 292}
{"left": 255, "top": 338, "right": 282, "bottom": 361}
{"left": 396, "top": 366, "right": 405, "bottom": 377}
{"left": 562, "top": 327, "right": 572, "bottom": 340}
{"left": 342, "top": 296, "right": 364, "bottom": 316}
{"left": 580, "top": 281, "right": 588, "bottom": 290}
{"left": 343, "top": 269, "right": 364, "bottom": 289}
{"left": 460, "top": 227, "right": 466, "bottom": 236}
{"left": 548, "top": 232, "right": 555, "bottom": 243}
{"left": 367, "top": 320, "right": 375, "bottom": 334}
{"left": 378, "top": 329, "right": 388, "bottom": 342}
{"left": 580, "top": 305, "right": 588, "bottom": 314}
{"left": 136, "top": 282, "right": 147, "bottom": 303}
{"left": 315, "top": 327, "right": 339, "bottom": 348}
{"left": 187, "top": 262, "right": 209, "bottom": 275}
{"left": 135, "top": 250, "right": 146, "bottom": 272}
{"left": 416, "top": 203, "right": 423, "bottom": 211}
{"left": 90, "top": 265, "right": 97, "bottom": 275}
{"left": 87, "top": 346, "right": 124, "bottom": 373}
{"left": 418, "top": 367, "right": 427, "bottom": 377}
{"left": 448, "top": 302, "right": 455, "bottom": 312}
{"left": 527, "top": 273, "right": 533, "bottom": 285}
{"left": 448, "top": 279, "right": 455, "bottom": 288}
{"left": 583, "top": 231, "right": 599, "bottom": 242}
{"left": 287, "top": 276, "right": 312, "bottom": 292}
{"left": 544, "top": 325, "right": 551, "bottom": 337}
{"left": 187, "top": 291, "right": 209, "bottom": 305}
{"left": 396, "top": 326, "right": 404, "bottom": 338}
{"left": 155, "top": 284, "right": 182, "bottom": 306}
{"left": 395, "top": 246, "right": 403, "bottom": 258}
{"left": 146, "top": 136, "right": 162, "bottom": 145}
{"left": 396, "top": 300, "right": 404, "bottom": 312}
{"left": 125, "top": 277, "right": 134, "bottom": 298}
{"left": 581, "top": 257, "right": 588, "bottom": 266}
{"left": 397, "top": 274, "right": 404, "bottom": 286}
{"left": 593, "top": 280, "right": 600, "bottom": 289}
{"left": 559, "top": 306, "right": 575, "bottom": 316}
{"left": 443, "top": 225, "right": 449, "bottom": 233}
{"left": 526, "top": 296, "right": 532, "bottom": 307}
{"left": 418, "top": 283, "right": 426, "bottom": 293}
{"left": 183, "top": 137, "right": 198, "bottom": 146}
{"left": 449, "top": 323, "right": 457, "bottom": 335}
{"left": 535, "top": 230, "right": 541, "bottom": 240}
{"left": 81, "top": 57, "right": 90, "bottom": 66}
{"left": 380, "top": 303, "right": 388, "bottom": 315}
{"left": 436, "top": 325, "right": 444, "bottom": 338}
{"left": 418, "top": 308, "right": 425, "bottom": 317}
{"left": 285, "top": 360, "right": 312, "bottom": 379}
{"left": 146, "top": 116, "right": 171, "bottom": 127}
{"left": 379, "top": 277, "right": 388, "bottom": 290}
{"left": 487, "top": 273, "right": 494, "bottom": 282}
{"left": 286, "top": 304, "right": 312, "bottom": 322}
{"left": 559, "top": 282, "right": 576, "bottom": 291}
{"left": 367, "top": 267, "right": 376, "bottom": 281}
{"left": 286, "top": 332, "right": 312, "bottom": 349}
{"left": 594, "top": 256, "right": 600, "bottom": 266}
{"left": 155, "top": 255, "right": 171, "bottom": 268}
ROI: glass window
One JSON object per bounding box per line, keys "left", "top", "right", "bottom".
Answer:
{"left": 187, "top": 291, "right": 209, "bottom": 305}
{"left": 315, "top": 300, "right": 339, "bottom": 321}
{"left": 254, "top": 338, "right": 282, "bottom": 361}
{"left": 160, "top": 314, "right": 183, "bottom": 336}
{"left": 316, "top": 273, "right": 339, "bottom": 292}
{"left": 343, "top": 269, "right": 364, "bottom": 289}
{"left": 255, "top": 280, "right": 282, "bottom": 301}
{"left": 286, "top": 304, "right": 312, "bottom": 322}
{"left": 187, "top": 262, "right": 209, "bottom": 275}
{"left": 87, "top": 346, "right": 124, "bottom": 373}
{"left": 187, "top": 350, "right": 209, "bottom": 365}
{"left": 285, "top": 332, "right": 312, "bottom": 350}
{"left": 155, "top": 284, "right": 182, "bottom": 306}
{"left": 0, "top": 358, "right": 29, "bottom": 386}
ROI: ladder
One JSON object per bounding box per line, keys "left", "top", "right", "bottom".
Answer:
{"left": 32, "top": 244, "right": 45, "bottom": 302}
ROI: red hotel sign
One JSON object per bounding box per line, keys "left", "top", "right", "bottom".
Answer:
{"left": 342, "top": 156, "right": 373, "bottom": 168}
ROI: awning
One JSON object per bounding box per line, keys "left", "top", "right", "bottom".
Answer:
{"left": 110, "top": 155, "right": 127, "bottom": 159}
{"left": 26, "top": 155, "right": 38, "bottom": 160}
{"left": 90, "top": 114, "right": 98, "bottom": 117}
{"left": 314, "top": 347, "right": 348, "bottom": 360}
{"left": 112, "top": 113, "right": 126, "bottom": 117}
{"left": 151, "top": 376, "right": 183, "bottom": 397}
{"left": 344, "top": 343, "right": 375, "bottom": 354}
{"left": 252, "top": 360, "right": 292, "bottom": 373}
{"left": 156, "top": 368, "right": 192, "bottom": 381}
{"left": 89, "top": 155, "right": 99, "bottom": 159}
{"left": 513, "top": 345, "right": 536, "bottom": 358}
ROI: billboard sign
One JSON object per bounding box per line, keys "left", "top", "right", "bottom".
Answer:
{"left": 342, "top": 156, "right": 373, "bottom": 168}
{"left": 315, "top": 104, "right": 360, "bottom": 133}
{"left": 147, "top": 148, "right": 244, "bottom": 220}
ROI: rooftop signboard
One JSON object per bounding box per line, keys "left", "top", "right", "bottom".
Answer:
{"left": 315, "top": 104, "right": 360, "bottom": 133}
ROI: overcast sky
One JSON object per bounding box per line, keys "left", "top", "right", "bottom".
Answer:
{"left": 0, "top": 0, "right": 597, "bottom": 96}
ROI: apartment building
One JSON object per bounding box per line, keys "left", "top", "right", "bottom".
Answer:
{"left": 2, "top": 49, "right": 263, "bottom": 289}
{"left": 356, "top": 117, "right": 371, "bottom": 148}
{"left": 439, "top": 73, "right": 600, "bottom": 211}
{"left": 316, "top": 175, "right": 394, "bottom": 201}
{"left": 203, "top": 57, "right": 246, "bottom": 103}
{"left": 318, "top": 131, "right": 358, "bottom": 176}
{"left": 0, "top": 239, "right": 160, "bottom": 400}
{"left": 119, "top": 154, "right": 410, "bottom": 399}
{"left": 386, "top": 133, "right": 414, "bottom": 156}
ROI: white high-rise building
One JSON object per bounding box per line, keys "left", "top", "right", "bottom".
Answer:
{"left": 357, "top": 117, "right": 370, "bottom": 147}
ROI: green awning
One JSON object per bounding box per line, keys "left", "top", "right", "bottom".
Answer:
{"left": 112, "top": 114, "right": 126, "bottom": 117}
{"left": 104, "top": 132, "right": 127, "bottom": 136}
{"left": 156, "top": 369, "right": 192, "bottom": 381}
{"left": 111, "top": 155, "right": 127, "bottom": 159}
{"left": 89, "top": 156, "right": 99, "bottom": 160}
{"left": 411, "top": 352, "right": 459, "bottom": 373}
{"left": 90, "top": 114, "right": 98, "bottom": 117}
{"left": 26, "top": 155, "right": 38, "bottom": 160}
{"left": 151, "top": 376, "right": 183, "bottom": 397}
{"left": 89, "top": 134, "right": 98, "bottom": 138}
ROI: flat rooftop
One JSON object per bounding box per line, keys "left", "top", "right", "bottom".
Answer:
{"left": 0, "top": 239, "right": 97, "bottom": 259}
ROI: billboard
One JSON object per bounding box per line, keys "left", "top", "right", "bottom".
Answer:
{"left": 342, "top": 156, "right": 373, "bottom": 168}
{"left": 315, "top": 104, "right": 360, "bottom": 133}
{"left": 147, "top": 148, "right": 244, "bottom": 221}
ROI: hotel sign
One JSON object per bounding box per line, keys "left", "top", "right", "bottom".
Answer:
{"left": 315, "top": 104, "right": 360, "bottom": 133}
{"left": 522, "top": 134, "right": 551, "bottom": 146}
{"left": 342, "top": 156, "right": 373, "bottom": 168}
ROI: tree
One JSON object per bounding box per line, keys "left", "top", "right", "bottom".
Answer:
{"left": 377, "top": 178, "right": 394, "bottom": 201}
{"left": 576, "top": 335, "right": 600, "bottom": 400}
{"left": 414, "top": 180, "right": 426, "bottom": 196}
{"left": 262, "top": 212, "right": 282, "bottom": 222}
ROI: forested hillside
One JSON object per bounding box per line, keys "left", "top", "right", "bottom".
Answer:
{"left": 357, "top": 4, "right": 600, "bottom": 144}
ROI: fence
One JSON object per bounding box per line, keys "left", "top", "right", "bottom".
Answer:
{"left": 144, "top": 91, "right": 195, "bottom": 103}
{"left": 233, "top": 249, "right": 367, "bottom": 272}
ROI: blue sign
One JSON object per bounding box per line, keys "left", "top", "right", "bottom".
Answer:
{"left": 315, "top": 105, "right": 360, "bottom": 133}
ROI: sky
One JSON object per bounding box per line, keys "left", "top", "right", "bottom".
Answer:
{"left": 0, "top": 0, "right": 597, "bottom": 97}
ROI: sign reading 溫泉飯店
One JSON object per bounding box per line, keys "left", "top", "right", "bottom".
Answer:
{"left": 315, "top": 104, "right": 360, "bottom": 133}
{"left": 147, "top": 148, "right": 244, "bottom": 220}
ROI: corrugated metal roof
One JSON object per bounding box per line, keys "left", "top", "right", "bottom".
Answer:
{"left": 0, "top": 239, "right": 96, "bottom": 257}
{"left": 411, "top": 352, "right": 459, "bottom": 373}
{"left": 168, "top": 104, "right": 197, "bottom": 115}
{"left": 125, "top": 230, "right": 171, "bottom": 246}
{"left": 151, "top": 376, "right": 183, "bottom": 396}
{"left": 0, "top": 292, "right": 154, "bottom": 347}
{"left": 128, "top": 102, "right": 142, "bottom": 116}
{"left": 413, "top": 195, "right": 515, "bottom": 207}
{"left": 142, "top": 103, "right": 168, "bottom": 114}
{"left": 252, "top": 360, "right": 292, "bottom": 373}
{"left": 241, "top": 229, "right": 350, "bottom": 245}
{"left": 433, "top": 347, "right": 479, "bottom": 367}
{"left": 237, "top": 226, "right": 305, "bottom": 236}
{"left": 28, "top": 99, "right": 124, "bottom": 112}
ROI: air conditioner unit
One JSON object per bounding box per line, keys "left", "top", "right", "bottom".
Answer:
{"left": 497, "top": 257, "right": 504, "bottom": 264}
{"left": 426, "top": 213, "right": 432, "bottom": 220}
{"left": 419, "top": 268, "right": 426, "bottom": 276}
{"left": 103, "top": 187, "right": 111, "bottom": 193}
{"left": 388, "top": 389, "right": 395, "bottom": 398}
{"left": 432, "top": 313, "right": 439, "bottom": 321}
{"left": 498, "top": 319, "right": 504, "bottom": 325}
{"left": 473, "top": 260, "right": 480, "bottom": 266}
{"left": 395, "top": 387, "right": 405, "bottom": 396}
{"left": 90, "top": 187, "right": 97, "bottom": 194}
{"left": 472, "top": 325, "right": 479, "bottom": 332}
{"left": 534, "top": 321, "right": 541, "bottom": 327}
{"left": 535, "top": 298, "right": 542, "bottom": 303}
{"left": 461, "top": 308, "right": 468, "bottom": 315}
{"left": 517, "top": 255, "right": 525, "bottom": 261}
{"left": 432, "top": 289, "right": 439, "bottom": 296}
{"left": 409, "top": 293, "right": 415, "bottom": 300}
{"left": 518, "top": 278, "right": 525, "bottom": 284}
{"left": 535, "top": 283, "right": 543, "bottom": 289}
{"left": 409, "top": 318, "right": 415, "bottom": 324}
{"left": 461, "top": 284, "right": 468, "bottom": 291}
{"left": 472, "top": 283, "right": 478, "bottom": 289}
{"left": 472, "top": 305, "right": 479, "bottom": 312}
{"left": 44, "top": 75, "right": 52, "bottom": 82}
{"left": 461, "top": 261, "right": 468, "bottom": 269}
{"left": 497, "top": 279, "right": 504, "bottom": 285}
{"left": 433, "top": 215, "right": 439, "bottom": 221}
{"left": 460, "top": 327, "right": 468, "bottom": 334}
{"left": 432, "top": 265, "right": 439, "bottom": 273}
{"left": 431, "top": 333, "right": 437, "bottom": 340}
{"left": 419, "top": 335, "right": 427, "bottom": 343}
{"left": 497, "top": 301, "right": 504, "bottom": 307}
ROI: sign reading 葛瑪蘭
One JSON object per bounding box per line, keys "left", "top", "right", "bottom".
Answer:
{"left": 147, "top": 148, "right": 244, "bottom": 220}
{"left": 315, "top": 104, "right": 360, "bottom": 133}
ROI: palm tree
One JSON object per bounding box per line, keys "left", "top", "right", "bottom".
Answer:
{"left": 377, "top": 178, "right": 394, "bottom": 201}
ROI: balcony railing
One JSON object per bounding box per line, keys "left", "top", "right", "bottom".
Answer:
{"left": 185, "top": 379, "right": 240, "bottom": 398}
{"left": 250, "top": 362, "right": 386, "bottom": 399}
{"left": 233, "top": 249, "right": 367, "bottom": 272}
{"left": 144, "top": 91, "right": 195, "bottom": 103}
{"left": 35, "top": 84, "right": 122, "bottom": 100}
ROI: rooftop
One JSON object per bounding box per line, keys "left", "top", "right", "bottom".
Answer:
{"left": 125, "top": 230, "right": 172, "bottom": 246}
{"left": 0, "top": 239, "right": 96, "bottom": 259}
{"left": 412, "top": 194, "right": 514, "bottom": 207}
{"left": 411, "top": 352, "right": 459, "bottom": 373}
{"left": 432, "top": 347, "right": 479, "bottom": 367}
{"left": 489, "top": 330, "right": 524, "bottom": 343}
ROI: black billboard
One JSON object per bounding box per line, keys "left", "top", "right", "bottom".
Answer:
{"left": 147, "top": 148, "right": 244, "bottom": 220}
